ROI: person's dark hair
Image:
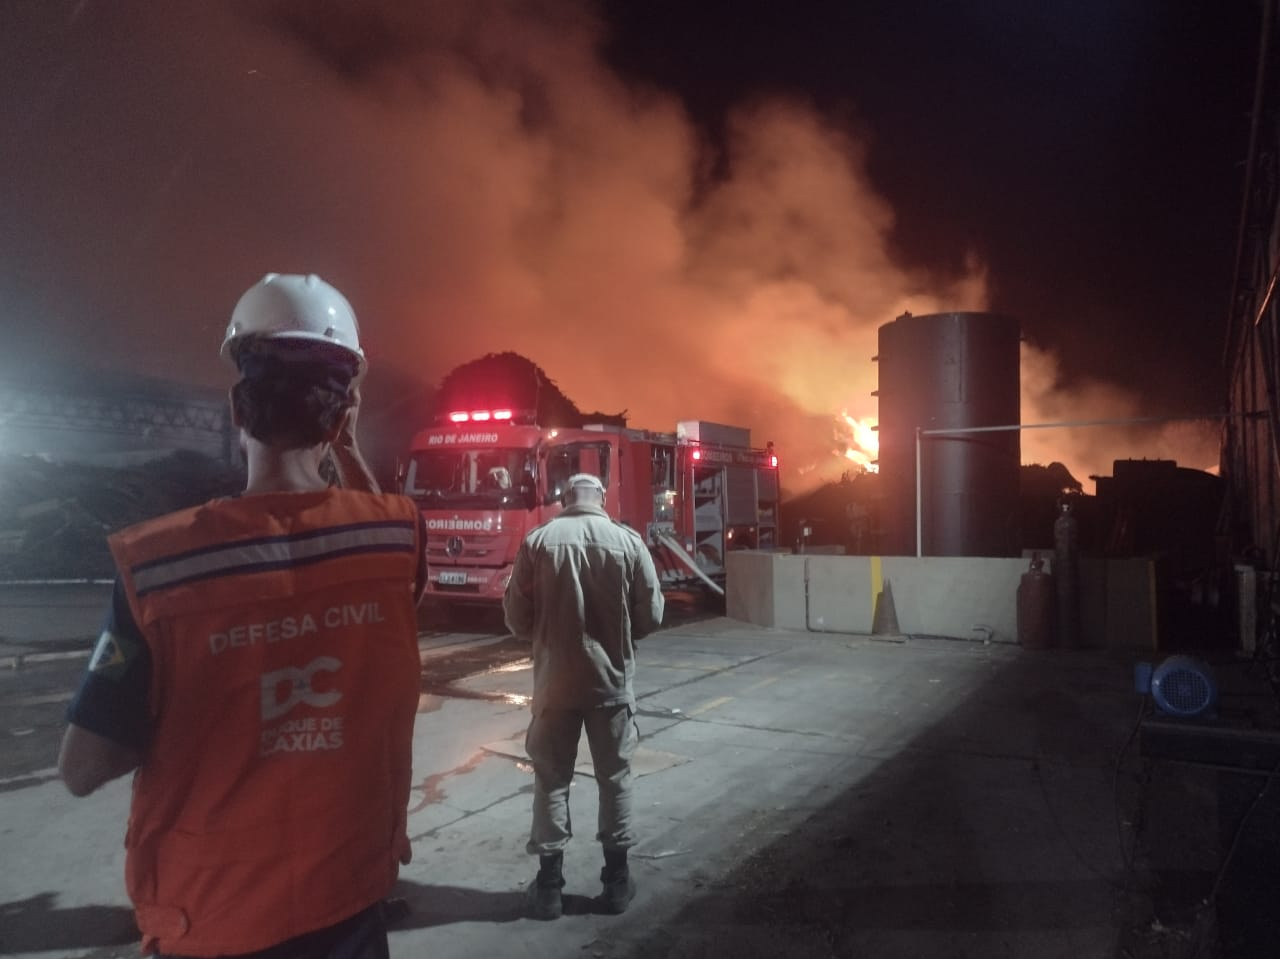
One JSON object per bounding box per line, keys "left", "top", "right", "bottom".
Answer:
{"left": 231, "top": 342, "right": 356, "bottom": 449}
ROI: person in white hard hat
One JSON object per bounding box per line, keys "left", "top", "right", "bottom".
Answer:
{"left": 58, "top": 274, "right": 426, "bottom": 959}
{"left": 221, "top": 273, "right": 377, "bottom": 491}
{"left": 503, "top": 472, "right": 665, "bottom": 920}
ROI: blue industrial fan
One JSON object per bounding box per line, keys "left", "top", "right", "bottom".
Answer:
{"left": 1136, "top": 655, "right": 1219, "bottom": 718}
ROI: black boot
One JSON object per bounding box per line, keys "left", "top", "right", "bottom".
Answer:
{"left": 598, "top": 848, "right": 635, "bottom": 914}
{"left": 526, "top": 852, "right": 565, "bottom": 920}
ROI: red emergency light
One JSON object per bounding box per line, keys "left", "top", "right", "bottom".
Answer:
{"left": 769, "top": 454, "right": 778, "bottom": 468}
{"left": 447, "top": 409, "right": 516, "bottom": 423}
{"left": 691, "top": 448, "right": 702, "bottom": 461}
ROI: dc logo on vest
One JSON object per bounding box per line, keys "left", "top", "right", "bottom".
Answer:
{"left": 261, "top": 657, "right": 343, "bottom": 721}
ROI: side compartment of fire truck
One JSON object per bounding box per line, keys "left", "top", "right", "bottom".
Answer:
{"left": 637, "top": 421, "right": 780, "bottom": 591}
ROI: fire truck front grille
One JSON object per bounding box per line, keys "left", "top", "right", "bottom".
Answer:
{"left": 425, "top": 532, "right": 511, "bottom": 564}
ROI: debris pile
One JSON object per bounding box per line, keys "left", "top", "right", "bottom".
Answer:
{"left": 436, "top": 352, "right": 626, "bottom": 428}
{"left": 782, "top": 470, "right": 881, "bottom": 552}
{"left": 0, "top": 451, "right": 244, "bottom": 580}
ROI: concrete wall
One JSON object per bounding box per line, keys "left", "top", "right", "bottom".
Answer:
{"left": 727, "top": 551, "right": 1158, "bottom": 648}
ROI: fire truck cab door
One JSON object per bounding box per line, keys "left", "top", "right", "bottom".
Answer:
{"left": 543, "top": 440, "right": 613, "bottom": 506}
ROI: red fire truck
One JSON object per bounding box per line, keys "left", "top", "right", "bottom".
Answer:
{"left": 399, "top": 410, "right": 780, "bottom": 604}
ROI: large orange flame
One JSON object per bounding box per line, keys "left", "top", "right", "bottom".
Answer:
{"left": 836, "top": 409, "right": 879, "bottom": 473}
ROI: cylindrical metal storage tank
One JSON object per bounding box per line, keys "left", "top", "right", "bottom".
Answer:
{"left": 876, "top": 311, "right": 1021, "bottom": 556}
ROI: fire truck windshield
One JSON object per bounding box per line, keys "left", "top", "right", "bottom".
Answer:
{"left": 402, "top": 449, "right": 535, "bottom": 510}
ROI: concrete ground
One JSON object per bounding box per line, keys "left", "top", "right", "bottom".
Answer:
{"left": 3, "top": 599, "right": 1193, "bottom": 959}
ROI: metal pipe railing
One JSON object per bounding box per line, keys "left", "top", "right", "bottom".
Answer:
{"left": 912, "top": 413, "right": 1255, "bottom": 557}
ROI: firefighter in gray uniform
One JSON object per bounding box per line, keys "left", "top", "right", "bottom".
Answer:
{"left": 503, "top": 472, "right": 665, "bottom": 920}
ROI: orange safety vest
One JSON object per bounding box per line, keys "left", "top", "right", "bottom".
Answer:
{"left": 108, "top": 489, "right": 421, "bottom": 957}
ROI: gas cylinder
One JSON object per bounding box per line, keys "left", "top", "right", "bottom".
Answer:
{"left": 1017, "top": 551, "right": 1055, "bottom": 649}
{"left": 1053, "top": 500, "right": 1081, "bottom": 648}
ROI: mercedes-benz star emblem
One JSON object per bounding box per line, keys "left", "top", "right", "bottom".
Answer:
{"left": 446, "top": 536, "right": 464, "bottom": 557}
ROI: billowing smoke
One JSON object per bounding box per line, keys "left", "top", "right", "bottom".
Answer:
{"left": 237, "top": 0, "right": 987, "bottom": 487}
{"left": 4, "top": 0, "right": 1218, "bottom": 492}
{"left": 1020, "top": 342, "right": 1221, "bottom": 486}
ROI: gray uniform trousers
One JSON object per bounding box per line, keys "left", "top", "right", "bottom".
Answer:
{"left": 525, "top": 703, "right": 639, "bottom": 855}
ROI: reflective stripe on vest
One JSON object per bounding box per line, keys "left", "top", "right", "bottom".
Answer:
{"left": 110, "top": 489, "right": 421, "bottom": 956}
{"left": 129, "top": 520, "right": 415, "bottom": 597}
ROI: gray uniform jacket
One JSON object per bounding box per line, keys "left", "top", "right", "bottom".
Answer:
{"left": 503, "top": 503, "right": 665, "bottom": 713}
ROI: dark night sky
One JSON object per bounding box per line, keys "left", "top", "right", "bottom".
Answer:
{"left": 0, "top": 0, "right": 1262, "bottom": 485}
{"left": 601, "top": 0, "right": 1258, "bottom": 403}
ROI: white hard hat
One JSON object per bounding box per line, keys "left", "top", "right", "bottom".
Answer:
{"left": 222, "top": 274, "right": 365, "bottom": 374}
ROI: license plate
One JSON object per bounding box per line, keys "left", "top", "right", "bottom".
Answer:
{"left": 437, "top": 569, "right": 468, "bottom": 586}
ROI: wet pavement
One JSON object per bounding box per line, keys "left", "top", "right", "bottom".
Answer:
{"left": 1, "top": 586, "right": 1277, "bottom": 958}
